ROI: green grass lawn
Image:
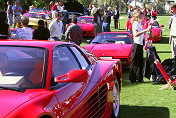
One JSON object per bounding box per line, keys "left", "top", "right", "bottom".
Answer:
{"left": 81, "top": 15, "right": 176, "bottom": 118}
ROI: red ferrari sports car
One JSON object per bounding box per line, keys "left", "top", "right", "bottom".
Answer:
{"left": 84, "top": 31, "right": 133, "bottom": 66}
{"left": 151, "top": 20, "right": 164, "bottom": 42}
{"left": 0, "top": 40, "right": 122, "bottom": 118}
{"left": 67, "top": 16, "right": 95, "bottom": 37}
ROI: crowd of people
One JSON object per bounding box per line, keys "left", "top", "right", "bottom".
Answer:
{"left": 1, "top": 0, "right": 122, "bottom": 45}
{"left": 1, "top": 0, "right": 83, "bottom": 45}
{"left": 90, "top": 5, "right": 120, "bottom": 36}
{"left": 127, "top": 3, "right": 176, "bottom": 84}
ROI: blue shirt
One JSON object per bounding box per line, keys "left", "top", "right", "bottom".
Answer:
{"left": 12, "top": 5, "right": 22, "bottom": 16}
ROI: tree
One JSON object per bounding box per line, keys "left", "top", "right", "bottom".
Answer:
{"left": 78, "top": 0, "right": 92, "bottom": 6}
{"left": 0, "top": 0, "right": 8, "bottom": 11}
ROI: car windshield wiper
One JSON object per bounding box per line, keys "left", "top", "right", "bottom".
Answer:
{"left": 0, "top": 86, "right": 26, "bottom": 92}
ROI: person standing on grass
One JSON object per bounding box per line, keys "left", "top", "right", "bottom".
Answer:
{"left": 102, "top": 10, "right": 111, "bottom": 32}
{"left": 65, "top": 17, "right": 82, "bottom": 45}
{"left": 170, "top": 3, "right": 176, "bottom": 58}
{"left": 12, "top": 0, "right": 23, "bottom": 28}
{"left": 94, "top": 7, "right": 102, "bottom": 36}
{"left": 128, "top": 6, "right": 133, "bottom": 19}
{"left": 33, "top": 20, "right": 50, "bottom": 40}
{"left": 126, "top": 17, "right": 132, "bottom": 32}
{"left": 60, "top": 6, "right": 69, "bottom": 34}
{"left": 129, "top": 8, "right": 152, "bottom": 83}
{"left": 49, "top": 11, "right": 63, "bottom": 41}
{"left": 6, "top": 1, "right": 13, "bottom": 26}
{"left": 113, "top": 6, "right": 119, "bottom": 29}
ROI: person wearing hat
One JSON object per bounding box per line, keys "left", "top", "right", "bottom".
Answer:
{"left": 0, "top": 12, "right": 11, "bottom": 39}
{"left": 128, "top": 6, "right": 133, "bottom": 19}
{"left": 51, "top": 2, "right": 58, "bottom": 19}
{"left": 94, "top": 7, "right": 102, "bottom": 36}
{"left": 33, "top": 20, "right": 50, "bottom": 40}
{"left": 56, "top": 2, "right": 62, "bottom": 11}
{"left": 12, "top": 0, "right": 23, "bottom": 28}
{"left": 49, "top": 11, "right": 63, "bottom": 41}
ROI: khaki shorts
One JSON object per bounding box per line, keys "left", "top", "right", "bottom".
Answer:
{"left": 13, "top": 15, "right": 21, "bottom": 23}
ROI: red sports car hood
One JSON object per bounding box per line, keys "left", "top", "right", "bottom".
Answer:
{"left": 0, "top": 89, "right": 47, "bottom": 117}
{"left": 84, "top": 44, "right": 132, "bottom": 57}
{"left": 77, "top": 23, "right": 94, "bottom": 31}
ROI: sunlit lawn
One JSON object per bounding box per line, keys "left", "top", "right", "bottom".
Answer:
{"left": 80, "top": 15, "right": 176, "bottom": 118}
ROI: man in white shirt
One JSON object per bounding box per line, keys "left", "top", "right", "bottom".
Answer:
{"left": 13, "top": 17, "right": 33, "bottom": 40}
{"left": 170, "top": 3, "right": 176, "bottom": 58}
{"left": 49, "top": 11, "right": 63, "bottom": 41}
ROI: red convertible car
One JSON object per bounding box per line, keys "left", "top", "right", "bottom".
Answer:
{"left": 84, "top": 31, "right": 133, "bottom": 66}
{"left": 151, "top": 20, "right": 164, "bottom": 42}
{"left": 67, "top": 16, "right": 95, "bottom": 37}
{"left": 0, "top": 40, "right": 122, "bottom": 118}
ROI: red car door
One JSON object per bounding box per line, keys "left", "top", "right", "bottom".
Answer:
{"left": 51, "top": 45, "right": 90, "bottom": 117}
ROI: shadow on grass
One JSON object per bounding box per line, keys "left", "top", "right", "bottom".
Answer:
{"left": 121, "top": 69, "right": 153, "bottom": 87}
{"left": 119, "top": 105, "right": 170, "bottom": 118}
{"left": 157, "top": 51, "right": 172, "bottom": 53}
{"left": 155, "top": 36, "right": 169, "bottom": 44}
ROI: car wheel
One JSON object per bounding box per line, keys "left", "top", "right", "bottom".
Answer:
{"left": 112, "top": 76, "right": 120, "bottom": 118}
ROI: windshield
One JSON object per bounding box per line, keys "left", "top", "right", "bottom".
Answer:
{"left": 92, "top": 33, "right": 133, "bottom": 44}
{"left": 78, "top": 17, "right": 94, "bottom": 24}
{"left": 0, "top": 46, "right": 46, "bottom": 91}
{"left": 29, "top": 8, "right": 46, "bottom": 12}
{"left": 23, "top": 13, "right": 46, "bottom": 19}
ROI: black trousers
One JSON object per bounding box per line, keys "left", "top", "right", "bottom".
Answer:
{"left": 114, "top": 18, "right": 118, "bottom": 29}
{"left": 129, "top": 43, "right": 144, "bottom": 82}
{"left": 94, "top": 23, "right": 102, "bottom": 36}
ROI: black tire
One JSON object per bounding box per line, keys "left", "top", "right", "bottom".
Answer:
{"left": 111, "top": 76, "right": 120, "bottom": 118}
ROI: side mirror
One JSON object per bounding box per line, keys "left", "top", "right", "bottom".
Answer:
{"left": 56, "top": 69, "right": 88, "bottom": 83}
